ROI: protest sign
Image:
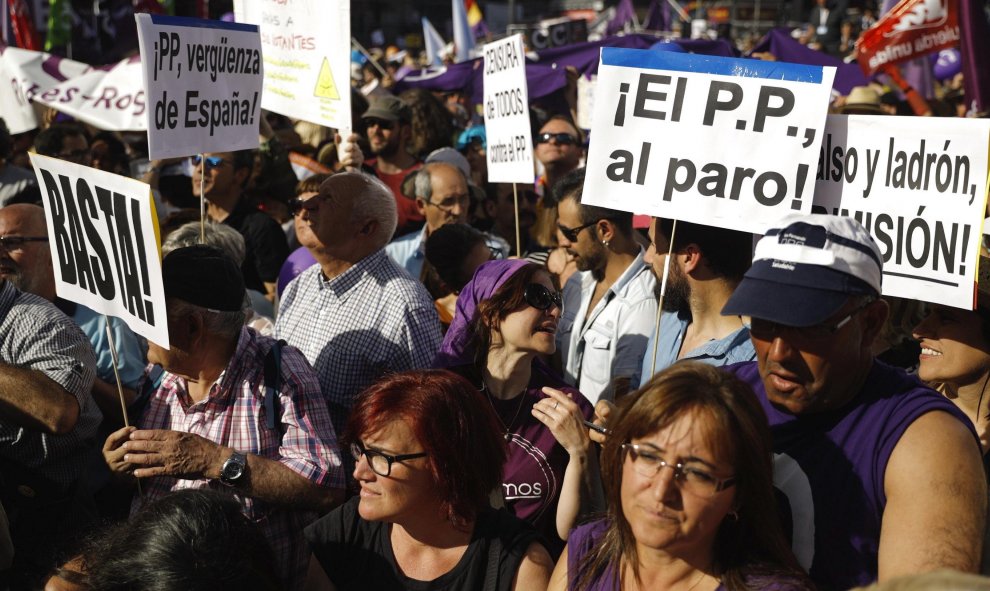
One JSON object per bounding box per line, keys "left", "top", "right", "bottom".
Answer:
{"left": 29, "top": 154, "right": 169, "bottom": 348}
{"left": 234, "top": 0, "right": 351, "bottom": 131}
{"left": 856, "top": 0, "right": 959, "bottom": 76}
{"left": 135, "top": 14, "right": 263, "bottom": 159}
{"left": 33, "top": 56, "right": 146, "bottom": 131}
{"left": 582, "top": 48, "right": 835, "bottom": 234}
{"left": 483, "top": 34, "right": 535, "bottom": 183}
{"left": 0, "top": 45, "right": 88, "bottom": 134}
{"left": 812, "top": 115, "right": 990, "bottom": 309}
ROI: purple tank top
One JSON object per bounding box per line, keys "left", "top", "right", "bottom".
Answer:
{"left": 730, "top": 360, "right": 977, "bottom": 590}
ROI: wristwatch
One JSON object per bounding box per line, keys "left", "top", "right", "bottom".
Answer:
{"left": 220, "top": 451, "right": 248, "bottom": 486}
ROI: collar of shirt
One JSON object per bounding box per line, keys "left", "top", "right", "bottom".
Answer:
{"left": 166, "top": 326, "right": 257, "bottom": 409}
{"left": 317, "top": 249, "right": 390, "bottom": 300}
{"left": 578, "top": 247, "right": 649, "bottom": 306}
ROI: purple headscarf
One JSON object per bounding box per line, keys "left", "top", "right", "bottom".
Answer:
{"left": 434, "top": 259, "right": 532, "bottom": 368}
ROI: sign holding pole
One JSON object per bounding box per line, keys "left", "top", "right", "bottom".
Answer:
{"left": 582, "top": 48, "right": 835, "bottom": 235}
{"left": 135, "top": 14, "right": 264, "bottom": 160}
{"left": 29, "top": 154, "right": 169, "bottom": 349}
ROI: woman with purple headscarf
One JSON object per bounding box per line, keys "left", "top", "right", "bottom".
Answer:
{"left": 435, "top": 259, "right": 602, "bottom": 559}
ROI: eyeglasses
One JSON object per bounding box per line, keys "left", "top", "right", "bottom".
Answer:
{"left": 57, "top": 149, "right": 90, "bottom": 161}
{"left": 287, "top": 197, "right": 309, "bottom": 216}
{"left": 524, "top": 283, "right": 562, "bottom": 311}
{"left": 0, "top": 236, "right": 48, "bottom": 252}
{"left": 557, "top": 220, "right": 599, "bottom": 243}
{"left": 350, "top": 442, "right": 427, "bottom": 477}
{"left": 536, "top": 132, "right": 578, "bottom": 146}
{"left": 364, "top": 117, "right": 396, "bottom": 131}
{"left": 426, "top": 193, "right": 470, "bottom": 214}
{"left": 749, "top": 297, "right": 876, "bottom": 343}
{"left": 190, "top": 155, "right": 230, "bottom": 170}
{"left": 622, "top": 443, "right": 736, "bottom": 497}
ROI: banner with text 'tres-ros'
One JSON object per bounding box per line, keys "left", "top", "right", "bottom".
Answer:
{"left": 33, "top": 56, "right": 147, "bottom": 132}
{"left": 812, "top": 114, "right": 990, "bottom": 310}
{"left": 582, "top": 48, "right": 835, "bottom": 234}
{"left": 29, "top": 154, "right": 169, "bottom": 349}
{"left": 233, "top": 0, "right": 351, "bottom": 131}
{"left": 136, "top": 14, "right": 263, "bottom": 160}
{"left": 483, "top": 34, "right": 535, "bottom": 184}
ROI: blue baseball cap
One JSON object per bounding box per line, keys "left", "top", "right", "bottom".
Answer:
{"left": 456, "top": 126, "right": 486, "bottom": 151}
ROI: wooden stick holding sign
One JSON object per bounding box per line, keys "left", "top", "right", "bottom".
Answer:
{"left": 199, "top": 152, "right": 206, "bottom": 243}
{"left": 512, "top": 183, "right": 522, "bottom": 257}
{"left": 103, "top": 316, "right": 131, "bottom": 429}
{"left": 650, "top": 219, "right": 678, "bottom": 377}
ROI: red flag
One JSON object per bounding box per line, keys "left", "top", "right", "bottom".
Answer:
{"left": 9, "top": 0, "right": 39, "bottom": 50}
{"left": 856, "top": 0, "right": 959, "bottom": 76}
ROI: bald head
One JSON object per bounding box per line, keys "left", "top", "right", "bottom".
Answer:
{"left": 302, "top": 172, "right": 398, "bottom": 259}
{"left": 0, "top": 204, "right": 55, "bottom": 300}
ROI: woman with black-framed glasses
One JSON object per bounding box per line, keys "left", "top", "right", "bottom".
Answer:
{"left": 435, "top": 259, "right": 604, "bottom": 560}
{"left": 304, "top": 370, "right": 553, "bottom": 590}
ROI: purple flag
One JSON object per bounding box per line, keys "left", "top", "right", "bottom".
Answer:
{"left": 643, "top": 0, "right": 669, "bottom": 31}
{"left": 607, "top": 0, "right": 638, "bottom": 35}
{"left": 959, "top": 0, "right": 990, "bottom": 114}
{"left": 748, "top": 28, "right": 868, "bottom": 94}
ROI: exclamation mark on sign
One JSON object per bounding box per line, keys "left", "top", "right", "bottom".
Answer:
{"left": 791, "top": 164, "right": 809, "bottom": 210}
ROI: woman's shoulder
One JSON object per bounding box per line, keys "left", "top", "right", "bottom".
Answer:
{"left": 304, "top": 496, "right": 383, "bottom": 549}
{"left": 568, "top": 518, "right": 610, "bottom": 557}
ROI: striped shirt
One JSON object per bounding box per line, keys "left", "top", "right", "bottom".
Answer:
{"left": 133, "top": 326, "right": 343, "bottom": 587}
{"left": 0, "top": 280, "right": 99, "bottom": 487}
{"left": 275, "top": 249, "right": 442, "bottom": 435}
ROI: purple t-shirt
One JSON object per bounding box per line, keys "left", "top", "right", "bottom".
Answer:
{"left": 729, "top": 360, "right": 977, "bottom": 590}
{"left": 454, "top": 362, "right": 593, "bottom": 559}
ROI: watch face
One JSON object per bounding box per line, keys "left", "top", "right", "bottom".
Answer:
{"left": 222, "top": 454, "right": 246, "bottom": 482}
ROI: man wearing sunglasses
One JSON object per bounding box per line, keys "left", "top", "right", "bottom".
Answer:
{"left": 361, "top": 96, "right": 424, "bottom": 234}
{"left": 552, "top": 168, "right": 657, "bottom": 405}
{"left": 190, "top": 149, "right": 289, "bottom": 304}
{"left": 723, "top": 214, "right": 986, "bottom": 588}
{"left": 534, "top": 115, "right": 583, "bottom": 197}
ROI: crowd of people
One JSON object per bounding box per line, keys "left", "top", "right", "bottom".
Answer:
{"left": 0, "top": 15, "right": 985, "bottom": 591}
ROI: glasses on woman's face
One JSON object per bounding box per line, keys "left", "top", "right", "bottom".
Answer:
{"left": 350, "top": 442, "right": 427, "bottom": 477}
{"left": 622, "top": 443, "right": 736, "bottom": 498}
{"left": 190, "top": 155, "right": 230, "bottom": 170}
{"left": 288, "top": 198, "right": 308, "bottom": 216}
{"left": 524, "top": 283, "right": 562, "bottom": 312}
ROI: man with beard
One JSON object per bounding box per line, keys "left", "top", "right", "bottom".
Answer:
{"left": 639, "top": 217, "right": 755, "bottom": 384}
{"left": 362, "top": 96, "right": 423, "bottom": 235}
{"left": 553, "top": 168, "right": 656, "bottom": 404}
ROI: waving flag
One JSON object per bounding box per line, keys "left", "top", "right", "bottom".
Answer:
{"left": 855, "top": 0, "right": 959, "bottom": 75}
{"left": 422, "top": 16, "right": 446, "bottom": 67}
{"left": 452, "top": 0, "right": 475, "bottom": 61}
{"left": 465, "top": 0, "right": 488, "bottom": 37}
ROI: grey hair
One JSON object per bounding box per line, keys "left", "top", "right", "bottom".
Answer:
{"left": 347, "top": 173, "right": 397, "bottom": 250}
{"left": 413, "top": 162, "right": 467, "bottom": 202}
{"left": 168, "top": 298, "right": 245, "bottom": 340}
{"left": 161, "top": 221, "right": 247, "bottom": 266}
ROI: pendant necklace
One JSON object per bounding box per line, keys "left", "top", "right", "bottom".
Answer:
{"left": 481, "top": 379, "right": 526, "bottom": 441}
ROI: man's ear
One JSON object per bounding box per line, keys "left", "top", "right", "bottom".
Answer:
{"left": 680, "top": 243, "right": 703, "bottom": 274}
{"left": 415, "top": 198, "right": 427, "bottom": 217}
{"left": 597, "top": 219, "right": 616, "bottom": 244}
{"left": 358, "top": 218, "right": 379, "bottom": 238}
{"left": 233, "top": 166, "right": 251, "bottom": 187}
{"left": 860, "top": 297, "right": 890, "bottom": 348}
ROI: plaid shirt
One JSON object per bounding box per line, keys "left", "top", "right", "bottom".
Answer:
{"left": 275, "top": 249, "right": 441, "bottom": 435}
{"left": 133, "top": 327, "right": 343, "bottom": 587}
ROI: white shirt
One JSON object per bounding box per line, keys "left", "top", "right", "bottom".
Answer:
{"left": 556, "top": 249, "right": 657, "bottom": 405}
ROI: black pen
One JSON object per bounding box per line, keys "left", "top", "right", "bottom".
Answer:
{"left": 583, "top": 419, "right": 609, "bottom": 435}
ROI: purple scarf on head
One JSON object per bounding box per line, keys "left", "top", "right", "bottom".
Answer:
{"left": 433, "top": 259, "right": 531, "bottom": 368}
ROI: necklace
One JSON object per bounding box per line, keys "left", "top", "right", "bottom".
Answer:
{"left": 480, "top": 379, "right": 526, "bottom": 441}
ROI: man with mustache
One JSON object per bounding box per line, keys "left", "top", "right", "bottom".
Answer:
{"left": 553, "top": 168, "right": 656, "bottom": 404}
{"left": 723, "top": 214, "right": 986, "bottom": 589}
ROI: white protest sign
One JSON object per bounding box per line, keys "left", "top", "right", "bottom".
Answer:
{"left": 483, "top": 34, "right": 535, "bottom": 183}
{"left": 234, "top": 0, "right": 351, "bottom": 130}
{"left": 812, "top": 115, "right": 990, "bottom": 310}
{"left": 29, "top": 154, "right": 168, "bottom": 349}
{"left": 0, "top": 45, "right": 89, "bottom": 134}
{"left": 583, "top": 48, "right": 835, "bottom": 234}
{"left": 33, "top": 56, "right": 147, "bottom": 131}
{"left": 136, "top": 14, "right": 263, "bottom": 159}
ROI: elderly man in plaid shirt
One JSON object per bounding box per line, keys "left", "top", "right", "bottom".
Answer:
{"left": 103, "top": 245, "right": 343, "bottom": 588}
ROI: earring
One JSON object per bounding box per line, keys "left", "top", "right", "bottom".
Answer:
{"left": 728, "top": 510, "right": 739, "bottom": 522}
{"left": 602, "top": 240, "right": 609, "bottom": 248}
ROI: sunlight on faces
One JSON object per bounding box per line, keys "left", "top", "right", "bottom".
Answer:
{"left": 354, "top": 419, "right": 434, "bottom": 523}
{"left": 492, "top": 270, "right": 560, "bottom": 356}
{"left": 535, "top": 119, "right": 581, "bottom": 170}
{"left": 0, "top": 208, "right": 51, "bottom": 296}
{"left": 293, "top": 191, "right": 320, "bottom": 249}
{"left": 191, "top": 151, "right": 238, "bottom": 200}
{"left": 620, "top": 409, "right": 736, "bottom": 558}
{"left": 556, "top": 198, "right": 606, "bottom": 274}
{"left": 420, "top": 165, "right": 469, "bottom": 233}
{"left": 913, "top": 304, "right": 990, "bottom": 387}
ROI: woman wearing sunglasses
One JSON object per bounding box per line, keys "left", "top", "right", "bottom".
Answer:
{"left": 549, "top": 362, "right": 811, "bottom": 591}
{"left": 304, "top": 370, "right": 553, "bottom": 590}
{"left": 435, "top": 259, "right": 603, "bottom": 559}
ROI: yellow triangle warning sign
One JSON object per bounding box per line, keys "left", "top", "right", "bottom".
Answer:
{"left": 314, "top": 58, "right": 340, "bottom": 100}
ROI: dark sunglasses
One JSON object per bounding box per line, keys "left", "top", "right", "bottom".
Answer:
{"left": 557, "top": 220, "right": 598, "bottom": 243}
{"left": 524, "top": 283, "right": 562, "bottom": 312}
{"left": 190, "top": 155, "right": 229, "bottom": 170}
{"left": 536, "top": 132, "right": 578, "bottom": 146}
{"left": 287, "top": 198, "right": 308, "bottom": 216}
{"left": 0, "top": 236, "right": 48, "bottom": 251}
{"left": 364, "top": 117, "right": 396, "bottom": 130}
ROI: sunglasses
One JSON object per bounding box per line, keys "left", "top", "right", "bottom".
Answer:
{"left": 364, "top": 117, "right": 396, "bottom": 130}
{"left": 288, "top": 198, "right": 308, "bottom": 216}
{"left": 557, "top": 220, "right": 599, "bottom": 243}
{"left": 536, "top": 132, "right": 578, "bottom": 146}
{"left": 524, "top": 283, "right": 562, "bottom": 312}
{"left": 190, "top": 155, "right": 230, "bottom": 170}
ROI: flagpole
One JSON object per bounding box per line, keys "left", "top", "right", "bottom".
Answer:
{"left": 351, "top": 37, "right": 388, "bottom": 78}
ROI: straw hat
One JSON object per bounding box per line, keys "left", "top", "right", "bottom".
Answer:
{"left": 839, "top": 86, "right": 886, "bottom": 115}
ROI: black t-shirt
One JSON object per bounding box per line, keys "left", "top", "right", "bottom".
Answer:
{"left": 305, "top": 496, "right": 542, "bottom": 591}
{"left": 223, "top": 198, "right": 290, "bottom": 292}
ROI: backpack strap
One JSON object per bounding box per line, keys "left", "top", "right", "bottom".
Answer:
{"left": 263, "top": 340, "right": 285, "bottom": 432}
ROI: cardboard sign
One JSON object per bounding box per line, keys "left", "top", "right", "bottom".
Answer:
{"left": 483, "top": 34, "right": 535, "bottom": 184}
{"left": 812, "top": 114, "right": 990, "bottom": 310}
{"left": 29, "top": 154, "right": 169, "bottom": 349}
{"left": 0, "top": 45, "right": 88, "bottom": 134}
{"left": 33, "top": 56, "right": 147, "bottom": 132}
{"left": 582, "top": 48, "right": 835, "bottom": 234}
{"left": 136, "top": 14, "right": 263, "bottom": 159}
{"left": 234, "top": 0, "right": 351, "bottom": 130}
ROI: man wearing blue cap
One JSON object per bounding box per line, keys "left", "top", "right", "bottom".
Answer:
{"left": 722, "top": 213, "right": 986, "bottom": 588}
